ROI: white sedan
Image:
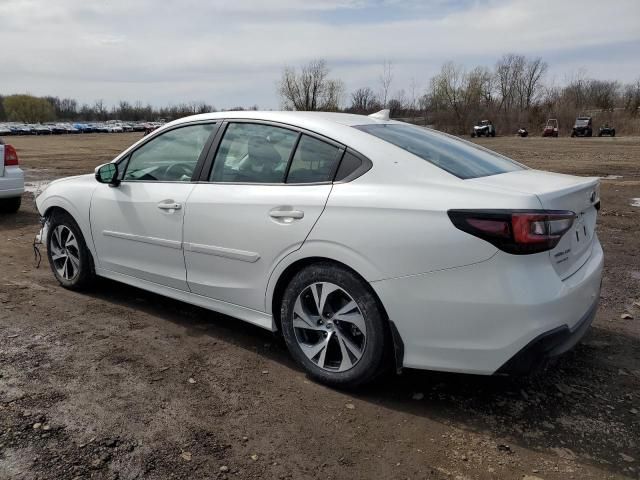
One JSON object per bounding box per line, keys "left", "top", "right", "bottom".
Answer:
{"left": 0, "top": 140, "right": 24, "bottom": 213}
{"left": 35, "top": 111, "right": 603, "bottom": 387}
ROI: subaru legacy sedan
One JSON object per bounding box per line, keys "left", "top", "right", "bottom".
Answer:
{"left": 35, "top": 111, "right": 603, "bottom": 387}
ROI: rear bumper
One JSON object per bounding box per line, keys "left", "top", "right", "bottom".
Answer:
{"left": 495, "top": 291, "right": 599, "bottom": 374}
{"left": 0, "top": 166, "right": 25, "bottom": 198}
{"left": 371, "top": 237, "right": 604, "bottom": 374}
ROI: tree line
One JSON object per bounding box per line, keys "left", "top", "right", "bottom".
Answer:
{"left": 0, "top": 95, "right": 259, "bottom": 124}
{"left": 3, "top": 53, "right": 639, "bottom": 135}
{"left": 279, "top": 55, "right": 640, "bottom": 134}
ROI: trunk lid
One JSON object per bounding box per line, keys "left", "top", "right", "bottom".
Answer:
{"left": 469, "top": 170, "right": 600, "bottom": 279}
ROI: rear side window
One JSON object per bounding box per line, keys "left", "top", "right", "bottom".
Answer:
{"left": 210, "top": 123, "right": 298, "bottom": 183}
{"left": 355, "top": 124, "right": 523, "bottom": 179}
{"left": 334, "top": 151, "right": 362, "bottom": 181}
{"left": 286, "top": 135, "right": 341, "bottom": 184}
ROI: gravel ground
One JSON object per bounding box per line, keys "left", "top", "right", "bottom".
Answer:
{"left": 0, "top": 133, "right": 639, "bottom": 479}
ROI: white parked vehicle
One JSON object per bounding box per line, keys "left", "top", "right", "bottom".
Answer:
{"left": 35, "top": 111, "right": 603, "bottom": 387}
{"left": 0, "top": 140, "right": 24, "bottom": 213}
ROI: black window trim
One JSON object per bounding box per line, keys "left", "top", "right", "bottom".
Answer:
{"left": 115, "top": 120, "right": 221, "bottom": 184}
{"left": 197, "top": 118, "right": 371, "bottom": 186}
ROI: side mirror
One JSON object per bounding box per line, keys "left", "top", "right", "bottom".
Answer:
{"left": 95, "top": 163, "right": 119, "bottom": 186}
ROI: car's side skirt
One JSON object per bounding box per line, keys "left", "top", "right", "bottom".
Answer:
{"left": 95, "top": 267, "right": 275, "bottom": 331}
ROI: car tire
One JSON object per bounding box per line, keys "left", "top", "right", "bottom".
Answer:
{"left": 280, "top": 262, "right": 388, "bottom": 388}
{"left": 46, "top": 211, "right": 95, "bottom": 290}
{"left": 0, "top": 196, "right": 21, "bottom": 213}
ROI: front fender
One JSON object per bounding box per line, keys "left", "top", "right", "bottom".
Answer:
{"left": 36, "top": 175, "right": 98, "bottom": 261}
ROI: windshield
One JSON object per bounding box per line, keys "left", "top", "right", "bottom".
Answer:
{"left": 354, "top": 124, "right": 524, "bottom": 179}
{"left": 576, "top": 118, "right": 590, "bottom": 126}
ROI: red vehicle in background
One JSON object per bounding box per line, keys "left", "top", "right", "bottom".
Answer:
{"left": 543, "top": 119, "right": 559, "bottom": 137}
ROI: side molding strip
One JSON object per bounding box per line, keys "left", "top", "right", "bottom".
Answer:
{"left": 183, "top": 242, "right": 260, "bottom": 263}
{"left": 103, "top": 230, "right": 182, "bottom": 250}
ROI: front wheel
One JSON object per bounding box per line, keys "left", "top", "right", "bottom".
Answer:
{"left": 280, "top": 263, "right": 388, "bottom": 388}
{"left": 46, "top": 212, "right": 95, "bottom": 290}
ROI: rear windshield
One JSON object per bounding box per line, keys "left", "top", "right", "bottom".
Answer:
{"left": 354, "top": 124, "right": 523, "bottom": 179}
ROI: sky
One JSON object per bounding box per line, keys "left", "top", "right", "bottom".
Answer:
{"left": 1, "top": 0, "right": 639, "bottom": 110}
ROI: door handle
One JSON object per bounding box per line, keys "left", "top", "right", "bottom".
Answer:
{"left": 157, "top": 202, "right": 182, "bottom": 211}
{"left": 269, "top": 209, "right": 304, "bottom": 220}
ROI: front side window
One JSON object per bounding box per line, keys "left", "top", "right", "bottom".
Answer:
{"left": 210, "top": 123, "right": 298, "bottom": 183}
{"left": 123, "top": 123, "right": 216, "bottom": 182}
{"left": 286, "top": 135, "right": 341, "bottom": 184}
{"left": 355, "top": 124, "right": 523, "bottom": 179}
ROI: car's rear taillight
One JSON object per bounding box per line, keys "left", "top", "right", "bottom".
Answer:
{"left": 448, "top": 210, "right": 575, "bottom": 254}
{"left": 4, "top": 145, "right": 19, "bottom": 166}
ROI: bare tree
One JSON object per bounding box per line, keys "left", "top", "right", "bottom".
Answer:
{"left": 623, "top": 78, "right": 640, "bottom": 116}
{"left": 408, "top": 77, "right": 418, "bottom": 121}
{"left": 588, "top": 80, "right": 619, "bottom": 112}
{"left": 379, "top": 60, "right": 393, "bottom": 108}
{"left": 350, "top": 87, "right": 378, "bottom": 113}
{"left": 388, "top": 89, "right": 406, "bottom": 118}
{"left": 519, "top": 57, "right": 548, "bottom": 110}
{"left": 278, "top": 59, "right": 344, "bottom": 111}
{"left": 495, "top": 54, "right": 525, "bottom": 112}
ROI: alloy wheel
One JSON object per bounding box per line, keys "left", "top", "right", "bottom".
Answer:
{"left": 50, "top": 225, "right": 81, "bottom": 281}
{"left": 292, "top": 282, "right": 367, "bottom": 372}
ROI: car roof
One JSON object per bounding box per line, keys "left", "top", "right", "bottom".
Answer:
{"left": 167, "top": 110, "right": 392, "bottom": 129}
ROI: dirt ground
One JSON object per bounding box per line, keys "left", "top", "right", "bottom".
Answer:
{"left": 1, "top": 132, "right": 639, "bottom": 480}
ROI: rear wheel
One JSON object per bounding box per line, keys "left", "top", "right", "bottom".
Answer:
{"left": 46, "top": 211, "right": 95, "bottom": 290}
{"left": 0, "top": 196, "right": 21, "bottom": 213}
{"left": 280, "top": 263, "right": 388, "bottom": 388}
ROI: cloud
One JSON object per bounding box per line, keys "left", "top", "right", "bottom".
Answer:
{"left": 1, "top": 0, "right": 638, "bottom": 108}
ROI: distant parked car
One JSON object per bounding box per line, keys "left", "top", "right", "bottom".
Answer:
{"left": 0, "top": 125, "right": 11, "bottom": 136}
{"left": 143, "top": 122, "right": 161, "bottom": 136}
{"left": 34, "top": 124, "right": 52, "bottom": 135}
{"left": 598, "top": 124, "right": 616, "bottom": 137}
{"left": 471, "top": 120, "right": 495, "bottom": 138}
{"left": 50, "top": 124, "right": 67, "bottom": 134}
{"left": 571, "top": 116, "right": 593, "bottom": 137}
{"left": 14, "top": 124, "right": 33, "bottom": 135}
{"left": 0, "top": 139, "right": 24, "bottom": 213}
{"left": 517, "top": 127, "right": 528, "bottom": 137}
{"left": 74, "top": 123, "right": 94, "bottom": 133}
{"left": 543, "top": 119, "right": 559, "bottom": 137}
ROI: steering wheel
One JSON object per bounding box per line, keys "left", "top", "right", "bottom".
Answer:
{"left": 164, "top": 163, "right": 194, "bottom": 181}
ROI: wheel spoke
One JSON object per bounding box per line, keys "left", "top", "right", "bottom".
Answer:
{"left": 293, "top": 297, "right": 320, "bottom": 330}
{"left": 67, "top": 250, "right": 80, "bottom": 272}
{"left": 311, "top": 282, "right": 339, "bottom": 316}
{"left": 53, "top": 226, "right": 63, "bottom": 250}
{"left": 293, "top": 318, "right": 324, "bottom": 332}
{"left": 334, "top": 301, "right": 366, "bottom": 334}
{"left": 50, "top": 250, "right": 66, "bottom": 261}
{"left": 335, "top": 330, "right": 363, "bottom": 370}
{"left": 300, "top": 332, "right": 332, "bottom": 365}
{"left": 62, "top": 257, "right": 69, "bottom": 279}
{"left": 65, "top": 233, "right": 78, "bottom": 250}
